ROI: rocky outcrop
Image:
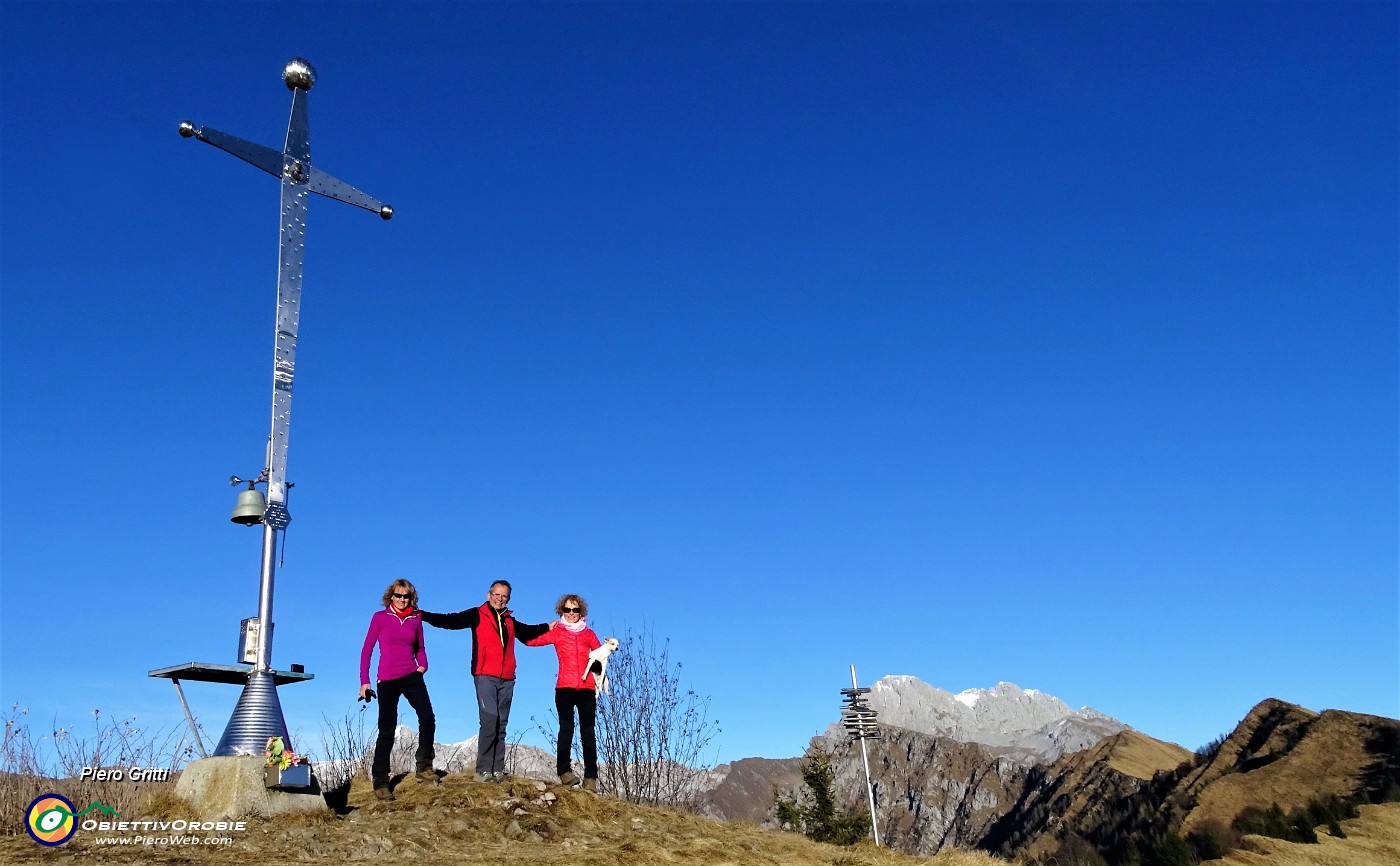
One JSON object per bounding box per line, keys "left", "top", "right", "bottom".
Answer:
{"left": 814, "top": 725, "right": 1032, "bottom": 855}
{"left": 698, "top": 756, "right": 804, "bottom": 824}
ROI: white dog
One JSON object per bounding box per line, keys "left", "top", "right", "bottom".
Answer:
{"left": 584, "top": 637, "right": 620, "bottom": 696}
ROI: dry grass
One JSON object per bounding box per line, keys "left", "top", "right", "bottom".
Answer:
{"left": 1214, "top": 803, "right": 1400, "bottom": 866}
{"left": 1101, "top": 729, "right": 1193, "bottom": 781}
{"left": 1, "top": 704, "right": 194, "bottom": 833}
{"left": 0, "top": 770, "right": 1008, "bottom": 865}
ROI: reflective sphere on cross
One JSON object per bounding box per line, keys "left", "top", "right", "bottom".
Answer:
{"left": 283, "top": 58, "right": 317, "bottom": 91}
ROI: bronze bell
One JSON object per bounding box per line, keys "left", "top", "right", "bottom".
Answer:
{"left": 230, "top": 484, "right": 267, "bottom": 525}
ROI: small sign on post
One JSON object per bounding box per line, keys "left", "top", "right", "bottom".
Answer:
{"left": 841, "top": 665, "right": 882, "bottom": 847}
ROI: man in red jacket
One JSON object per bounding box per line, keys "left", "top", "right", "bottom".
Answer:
{"left": 421, "top": 580, "right": 551, "bottom": 781}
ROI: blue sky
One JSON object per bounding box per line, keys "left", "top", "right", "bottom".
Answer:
{"left": 2, "top": 1, "right": 1395, "bottom": 766}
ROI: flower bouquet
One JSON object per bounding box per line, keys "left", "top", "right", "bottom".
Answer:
{"left": 263, "top": 736, "right": 312, "bottom": 790}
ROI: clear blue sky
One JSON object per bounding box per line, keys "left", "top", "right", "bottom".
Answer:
{"left": 2, "top": 1, "right": 1395, "bottom": 765}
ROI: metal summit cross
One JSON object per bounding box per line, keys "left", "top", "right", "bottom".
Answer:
{"left": 153, "top": 59, "right": 392, "bottom": 759}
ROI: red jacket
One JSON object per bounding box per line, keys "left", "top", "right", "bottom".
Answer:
{"left": 420, "top": 602, "right": 550, "bottom": 680}
{"left": 526, "top": 624, "right": 602, "bottom": 689}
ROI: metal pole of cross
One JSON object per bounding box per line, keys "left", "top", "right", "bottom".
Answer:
{"left": 155, "top": 59, "right": 393, "bottom": 759}
{"left": 841, "top": 664, "right": 882, "bottom": 847}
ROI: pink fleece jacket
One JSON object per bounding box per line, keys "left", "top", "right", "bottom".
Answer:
{"left": 359, "top": 607, "right": 428, "bottom": 685}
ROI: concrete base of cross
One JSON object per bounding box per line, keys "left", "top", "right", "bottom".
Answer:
{"left": 174, "top": 756, "right": 327, "bottom": 820}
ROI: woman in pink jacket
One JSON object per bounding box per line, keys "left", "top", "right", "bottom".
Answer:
{"left": 527, "top": 593, "right": 602, "bottom": 790}
{"left": 359, "top": 579, "right": 435, "bottom": 801}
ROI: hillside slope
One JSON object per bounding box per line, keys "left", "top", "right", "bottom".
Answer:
{"left": 1218, "top": 802, "right": 1400, "bottom": 866}
{"left": 0, "top": 773, "right": 1007, "bottom": 866}
{"left": 1181, "top": 702, "right": 1400, "bottom": 832}
{"left": 982, "top": 698, "right": 1400, "bottom": 864}
{"left": 981, "top": 728, "right": 1192, "bottom": 860}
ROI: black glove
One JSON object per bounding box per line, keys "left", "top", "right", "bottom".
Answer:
{"left": 359, "top": 688, "right": 376, "bottom": 703}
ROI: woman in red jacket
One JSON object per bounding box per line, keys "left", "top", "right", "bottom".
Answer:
{"left": 527, "top": 593, "right": 603, "bottom": 790}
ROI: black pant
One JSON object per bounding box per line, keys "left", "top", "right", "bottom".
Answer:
{"left": 555, "top": 687, "right": 597, "bottom": 778}
{"left": 372, "top": 671, "right": 435, "bottom": 785}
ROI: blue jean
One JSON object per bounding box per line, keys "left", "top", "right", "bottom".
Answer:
{"left": 473, "top": 675, "right": 514, "bottom": 775}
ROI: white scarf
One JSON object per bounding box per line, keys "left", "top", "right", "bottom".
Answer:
{"left": 559, "top": 616, "right": 587, "bottom": 633}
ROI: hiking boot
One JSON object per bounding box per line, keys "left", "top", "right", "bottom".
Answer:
{"left": 373, "top": 785, "right": 395, "bottom": 802}
{"left": 558, "top": 771, "right": 578, "bottom": 786}
{"left": 474, "top": 772, "right": 492, "bottom": 782}
{"left": 415, "top": 769, "right": 440, "bottom": 785}
{"left": 582, "top": 777, "right": 598, "bottom": 793}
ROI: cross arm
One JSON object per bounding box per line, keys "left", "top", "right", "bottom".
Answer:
{"left": 308, "top": 167, "right": 394, "bottom": 219}
{"left": 179, "top": 121, "right": 283, "bottom": 178}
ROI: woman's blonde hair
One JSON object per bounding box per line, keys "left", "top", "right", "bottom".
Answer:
{"left": 554, "top": 594, "right": 588, "bottom": 617}
{"left": 382, "top": 579, "right": 418, "bottom": 608}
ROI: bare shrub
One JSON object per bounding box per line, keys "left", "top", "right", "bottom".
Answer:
{"left": 531, "top": 707, "right": 581, "bottom": 778}
{"left": 1, "top": 704, "right": 195, "bottom": 832}
{"left": 504, "top": 725, "right": 533, "bottom": 777}
{"left": 594, "top": 624, "right": 720, "bottom": 810}
{"left": 314, "top": 707, "right": 374, "bottom": 791}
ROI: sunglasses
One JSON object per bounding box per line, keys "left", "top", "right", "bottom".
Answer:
{"left": 392, "top": 593, "right": 411, "bottom": 599}
{"left": 561, "top": 606, "right": 581, "bottom": 613}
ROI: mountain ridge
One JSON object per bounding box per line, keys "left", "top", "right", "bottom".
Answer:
{"left": 864, "top": 676, "right": 1131, "bottom": 764}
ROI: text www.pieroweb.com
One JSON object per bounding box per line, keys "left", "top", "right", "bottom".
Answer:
{"left": 84, "top": 819, "right": 244, "bottom": 846}
{"left": 92, "top": 835, "right": 234, "bottom": 846}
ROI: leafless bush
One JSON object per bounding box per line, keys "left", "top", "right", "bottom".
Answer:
{"left": 504, "top": 725, "right": 529, "bottom": 776}
{"left": 595, "top": 625, "right": 720, "bottom": 810}
{"left": 531, "top": 708, "right": 580, "bottom": 777}
{"left": 314, "top": 707, "right": 374, "bottom": 791}
{"left": 1, "top": 703, "right": 195, "bottom": 833}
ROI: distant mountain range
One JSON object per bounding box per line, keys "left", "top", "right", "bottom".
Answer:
{"left": 699, "top": 676, "right": 1137, "bottom": 838}
{"left": 699, "top": 675, "right": 1400, "bottom": 863}
{"left": 862, "top": 677, "right": 1129, "bottom": 763}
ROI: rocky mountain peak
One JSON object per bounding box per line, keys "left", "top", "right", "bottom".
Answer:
{"left": 865, "top": 676, "right": 1126, "bottom": 763}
